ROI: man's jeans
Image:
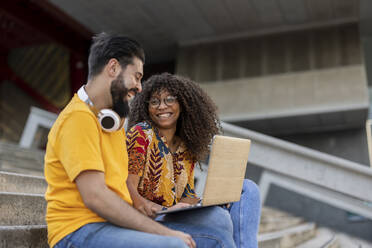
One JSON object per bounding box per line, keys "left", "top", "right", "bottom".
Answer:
{"left": 54, "top": 222, "right": 189, "bottom": 248}
{"left": 54, "top": 207, "right": 235, "bottom": 248}
{"left": 54, "top": 179, "right": 261, "bottom": 248}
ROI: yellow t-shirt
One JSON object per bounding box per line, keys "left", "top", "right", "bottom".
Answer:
{"left": 44, "top": 94, "right": 132, "bottom": 247}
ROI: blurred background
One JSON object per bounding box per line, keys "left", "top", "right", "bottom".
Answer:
{"left": 1, "top": 0, "right": 372, "bottom": 246}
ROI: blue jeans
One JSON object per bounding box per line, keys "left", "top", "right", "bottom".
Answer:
{"left": 55, "top": 179, "right": 260, "bottom": 248}
{"left": 54, "top": 222, "right": 188, "bottom": 248}
{"left": 229, "top": 179, "right": 261, "bottom": 248}
{"left": 158, "top": 205, "right": 236, "bottom": 247}
{"left": 162, "top": 179, "right": 261, "bottom": 248}
{"left": 54, "top": 207, "right": 235, "bottom": 248}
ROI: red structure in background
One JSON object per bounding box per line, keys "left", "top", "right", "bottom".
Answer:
{"left": 0, "top": 0, "right": 92, "bottom": 113}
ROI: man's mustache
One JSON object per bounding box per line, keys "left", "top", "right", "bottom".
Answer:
{"left": 128, "top": 88, "right": 138, "bottom": 96}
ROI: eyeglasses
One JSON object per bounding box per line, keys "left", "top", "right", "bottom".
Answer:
{"left": 148, "top": 96, "right": 177, "bottom": 108}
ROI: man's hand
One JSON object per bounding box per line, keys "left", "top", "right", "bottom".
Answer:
{"left": 168, "top": 230, "right": 196, "bottom": 248}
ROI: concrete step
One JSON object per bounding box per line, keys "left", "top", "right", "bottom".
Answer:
{"left": 258, "top": 222, "right": 316, "bottom": 248}
{"left": 0, "top": 164, "right": 44, "bottom": 176}
{"left": 297, "top": 227, "right": 372, "bottom": 248}
{"left": 259, "top": 207, "right": 304, "bottom": 233}
{"left": 0, "top": 225, "right": 48, "bottom": 248}
{"left": 0, "top": 171, "right": 46, "bottom": 194}
{"left": 1, "top": 169, "right": 367, "bottom": 248}
{"left": 0, "top": 192, "right": 45, "bottom": 225}
{"left": 296, "top": 228, "right": 339, "bottom": 248}
{"left": 335, "top": 231, "right": 372, "bottom": 248}
{"left": 0, "top": 141, "right": 44, "bottom": 175}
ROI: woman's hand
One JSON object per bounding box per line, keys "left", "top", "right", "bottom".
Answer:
{"left": 132, "top": 197, "right": 162, "bottom": 218}
{"left": 167, "top": 202, "right": 191, "bottom": 211}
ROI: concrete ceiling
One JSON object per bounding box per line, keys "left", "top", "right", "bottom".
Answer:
{"left": 48, "top": 0, "right": 360, "bottom": 63}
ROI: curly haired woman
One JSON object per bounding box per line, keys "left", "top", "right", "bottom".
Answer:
{"left": 126, "top": 73, "right": 261, "bottom": 248}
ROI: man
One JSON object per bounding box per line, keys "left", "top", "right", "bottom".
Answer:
{"left": 45, "top": 33, "right": 234, "bottom": 248}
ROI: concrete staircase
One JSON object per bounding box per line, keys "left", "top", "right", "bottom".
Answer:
{"left": 2, "top": 170, "right": 372, "bottom": 247}
{"left": 1, "top": 142, "right": 372, "bottom": 247}
{"left": 0, "top": 142, "right": 47, "bottom": 247}
{"left": 0, "top": 171, "right": 47, "bottom": 248}
{"left": 258, "top": 207, "right": 372, "bottom": 248}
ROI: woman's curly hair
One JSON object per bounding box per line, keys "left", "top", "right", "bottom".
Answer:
{"left": 128, "top": 73, "right": 221, "bottom": 162}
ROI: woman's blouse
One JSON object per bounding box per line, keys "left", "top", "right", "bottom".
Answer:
{"left": 127, "top": 122, "right": 198, "bottom": 207}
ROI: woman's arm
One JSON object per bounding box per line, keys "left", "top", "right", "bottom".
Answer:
{"left": 127, "top": 174, "right": 192, "bottom": 214}
{"left": 127, "top": 174, "right": 163, "bottom": 218}
{"left": 127, "top": 126, "right": 163, "bottom": 217}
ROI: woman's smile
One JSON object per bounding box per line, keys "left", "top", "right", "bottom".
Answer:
{"left": 156, "top": 112, "right": 172, "bottom": 119}
{"left": 149, "top": 90, "right": 180, "bottom": 129}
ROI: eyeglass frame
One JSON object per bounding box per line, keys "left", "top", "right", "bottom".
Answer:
{"left": 148, "top": 95, "right": 178, "bottom": 108}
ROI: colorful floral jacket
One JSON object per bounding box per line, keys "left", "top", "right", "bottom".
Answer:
{"left": 126, "top": 122, "right": 197, "bottom": 207}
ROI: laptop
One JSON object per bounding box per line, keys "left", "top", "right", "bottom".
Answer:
{"left": 157, "top": 135, "right": 251, "bottom": 215}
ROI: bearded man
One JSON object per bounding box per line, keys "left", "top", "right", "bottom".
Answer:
{"left": 44, "top": 33, "right": 199, "bottom": 248}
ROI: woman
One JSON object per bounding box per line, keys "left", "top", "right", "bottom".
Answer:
{"left": 126, "top": 73, "right": 261, "bottom": 248}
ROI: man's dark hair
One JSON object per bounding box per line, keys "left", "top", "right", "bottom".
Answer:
{"left": 87, "top": 32, "right": 145, "bottom": 80}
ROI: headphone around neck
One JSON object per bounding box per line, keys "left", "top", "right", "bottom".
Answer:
{"left": 77, "top": 86, "right": 123, "bottom": 132}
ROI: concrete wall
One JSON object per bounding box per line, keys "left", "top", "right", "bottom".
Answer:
{"left": 176, "top": 24, "right": 368, "bottom": 135}
{"left": 177, "top": 24, "right": 361, "bottom": 82}
{"left": 198, "top": 65, "right": 368, "bottom": 122}
{"left": 278, "top": 127, "right": 370, "bottom": 166}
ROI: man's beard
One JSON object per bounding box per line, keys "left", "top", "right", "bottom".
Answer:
{"left": 110, "top": 74, "right": 130, "bottom": 118}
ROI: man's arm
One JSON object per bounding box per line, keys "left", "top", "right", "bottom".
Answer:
{"left": 75, "top": 170, "right": 195, "bottom": 248}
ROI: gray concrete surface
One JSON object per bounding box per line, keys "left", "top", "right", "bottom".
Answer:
{"left": 222, "top": 122, "right": 372, "bottom": 202}
{"left": 0, "top": 192, "right": 46, "bottom": 225}
{"left": 202, "top": 65, "right": 368, "bottom": 135}
{"left": 0, "top": 141, "right": 44, "bottom": 172}
{"left": 0, "top": 225, "right": 47, "bottom": 248}
{"left": 222, "top": 122, "right": 372, "bottom": 240}
{"left": 177, "top": 24, "right": 361, "bottom": 82}
{"left": 296, "top": 228, "right": 338, "bottom": 248}
{"left": 266, "top": 185, "right": 372, "bottom": 242}
{"left": 258, "top": 223, "right": 316, "bottom": 248}
{"left": 0, "top": 171, "right": 46, "bottom": 194}
{"left": 277, "top": 127, "right": 370, "bottom": 166}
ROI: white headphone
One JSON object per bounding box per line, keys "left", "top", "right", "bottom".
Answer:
{"left": 77, "top": 86, "right": 123, "bottom": 132}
